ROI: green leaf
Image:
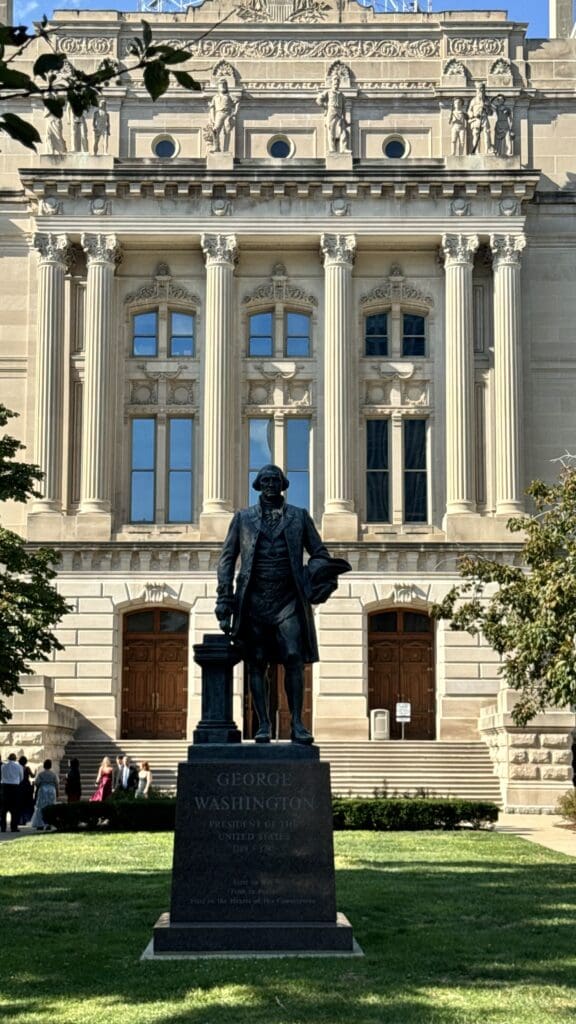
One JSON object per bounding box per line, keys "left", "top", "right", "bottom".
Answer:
{"left": 42, "top": 97, "right": 66, "bottom": 118}
{"left": 173, "top": 70, "right": 202, "bottom": 91}
{"left": 141, "top": 19, "right": 152, "bottom": 49}
{"left": 0, "top": 112, "right": 41, "bottom": 150}
{"left": 33, "top": 53, "right": 66, "bottom": 79}
{"left": 143, "top": 61, "right": 169, "bottom": 101}
{"left": 0, "top": 65, "right": 37, "bottom": 91}
{"left": 154, "top": 46, "right": 191, "bottom": 65}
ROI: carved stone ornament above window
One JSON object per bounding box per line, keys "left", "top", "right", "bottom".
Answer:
{"left": 124, "top": 265, "right": 201, "bottom": 307}
{"left": 327, "top": 61, "right": 353, "bottom": 88}
{"left": 361, "top": 266, "right": 434, "bottom": 309}
{"left": 210, "top": 60, "right": 239, "bottom": 86}
{"left": 234, "top": 0, "right": 333, "bottom": 24}
{"left": 243, "top": 265, "right": 318, "bottom": 307}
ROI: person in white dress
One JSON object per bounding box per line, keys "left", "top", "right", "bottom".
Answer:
{"left": 31, "top": 759, "right": 59, "bottom": 830}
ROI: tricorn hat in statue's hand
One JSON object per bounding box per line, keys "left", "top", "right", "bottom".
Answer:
{"left": 303, "top": 556, "right": 352, "bottom": 605}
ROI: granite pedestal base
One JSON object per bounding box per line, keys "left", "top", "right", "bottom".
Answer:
{"left": 152, "top": 744, "right": 357, "bottom": 957}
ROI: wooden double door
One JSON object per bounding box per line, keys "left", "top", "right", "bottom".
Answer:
{"left": 121, "top": 608, "right": 188, "bottom": 740}
{"left": 243, "top": 665, "right": 313, "bottom": 740}
{"left": 368, "top": 609, "right": 435, "bottom": 740}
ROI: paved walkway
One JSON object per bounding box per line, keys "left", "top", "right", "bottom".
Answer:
{"left": 495, "top": 812, "right": 576, "bottom": 857}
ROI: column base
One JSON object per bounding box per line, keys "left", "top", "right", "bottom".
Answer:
{"left": 199, "top": 510, "right": 234, "bottom": 541}
{"left": 75, "top": 511, "right": 113, "bottom": 541}
{"left": 27, "top": 510, "right": 66, "bottom": 541}
{"left": 321, "top": 511, "right": 358, "bottom": 542}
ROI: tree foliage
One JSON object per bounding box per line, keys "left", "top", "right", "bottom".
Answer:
{"left": 432, "top": 468, "right": 576, "bottom": 725}
{"left": 0, "top": 405, "right": 69, "bottom": 723}
{"left": 0, "top": 19, "right": 201, "bottom": 150}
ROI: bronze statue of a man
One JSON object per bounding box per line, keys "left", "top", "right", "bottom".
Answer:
{"left": 215, "top": 465, "right": 350, "bottom": 745}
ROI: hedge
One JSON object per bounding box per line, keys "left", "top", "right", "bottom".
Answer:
{"left": 42, "top": 796, "right": 498, "bottom": 832}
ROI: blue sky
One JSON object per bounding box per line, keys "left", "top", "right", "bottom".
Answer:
{"left": 13, "top": 0, "right": 550, "bottom": 39}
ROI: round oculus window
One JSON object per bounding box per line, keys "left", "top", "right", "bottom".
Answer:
{"left": 384, "top": 138, "right": 407, "bottom": 159}
{"left": 268, "top": 136, "right": 292, "bottom": 159}
{"left": 153, "top": 137, "right": 177, "bottom": 159}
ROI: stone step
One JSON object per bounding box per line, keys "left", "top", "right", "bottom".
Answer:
{"left": 62, "top": 739, "right": 501, "bottom": 803}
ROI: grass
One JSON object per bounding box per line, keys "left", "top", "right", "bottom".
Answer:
{"left": 1, "top": 831, "right": 575, "bottom": 1024}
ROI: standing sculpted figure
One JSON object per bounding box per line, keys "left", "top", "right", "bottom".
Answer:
{"left": 491, "top": 94, "right": 514, "bottom": 157}
{"left": 468, "top": 82, "right": 493, "bottom": 155}
{"left": 71, "top": 112, "right": 88, "bottom": 154}
{"left": 215, "top": 465, "right": 350, "bottom": 745}
{"left": 205, "top": 79, "right": 239, "bottom": 154}
{"left": 449, "top": 98, "right": 468, "bottom": 156}
{"left": 317, "top": 75, "right": 351, "bottom": 154}
{"left": 92, "top": 99, "right": 110, "bottom": 156}
{"left": 45, "top": 113, "right": 67, "bottom": 156}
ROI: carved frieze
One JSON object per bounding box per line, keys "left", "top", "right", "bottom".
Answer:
{"left": 124, "top": 267, "right": 200, "bottom": 307}
{"left": 243, "top": 264, "right": 318, "bottom": 307}
{"left": 138, "top": 363, "right": 190, "bottom": 382}
{"left": 361, "top": 267, "right": 434, "bottom": 309}
{"left": 447, "top": 37, "right": 505, "bottom": 57}
{"left": 179, "top": 38, "right": 441, "bottom": 60}
{"left": 57, "top": 36, "right": 114, "bottom": 56}
{"left": 39, "top": 197, "right": 63, "bottom": 216}
{"left": 234, "top": 0, "right": 332, "bottom": 23}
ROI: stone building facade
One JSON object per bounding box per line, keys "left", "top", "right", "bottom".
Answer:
{"left": 0, "top": 1, "right": 575, "bottom": 809}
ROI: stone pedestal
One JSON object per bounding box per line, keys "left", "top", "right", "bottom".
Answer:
{"left": 206, "top": 152, "right": 234, "bottom": 171}
{"left": 325, "top": 152, "right": 353, "bottom": 171}
{"left": 152, "top": 745, "right": 355, "bottom": 955}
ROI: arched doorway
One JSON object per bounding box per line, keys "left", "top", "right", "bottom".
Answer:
{"left": 368, "top": 608, "right": 435, "bottom": 740}
{"left": 121, "top": 608, "right": 188, "bottom": 740}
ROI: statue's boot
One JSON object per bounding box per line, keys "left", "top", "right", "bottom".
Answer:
{"left": 285, "top": 665, "right": 314, "bottom": 745}
{"left": 250, "top": 668, "right": 271, "bottom": 743}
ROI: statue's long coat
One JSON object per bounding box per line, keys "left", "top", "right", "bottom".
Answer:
{"left": 216, "top": 504, "right": 330, "bottom": 664}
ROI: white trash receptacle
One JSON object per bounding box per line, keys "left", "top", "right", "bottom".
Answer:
{"left": 370, "top": 708, "right": 390, "bottom": 741}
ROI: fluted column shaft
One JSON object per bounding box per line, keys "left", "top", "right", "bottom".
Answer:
{"left": 442, "top": 234, "right": 479, "bottom": 515}
{"left": 79, "top": 234, "right": 121, "bottom": 513}
{"left": 200, "top": 234, "right": 237, "bottom": 518}
{"left": 491, "top": 234, "right": 526, "bottom": 515}
{"left": 32, "top": 234, "right": 71, "bottom": 511}
{"left": 321, "top": 234, "right": 356, "bottom": 515}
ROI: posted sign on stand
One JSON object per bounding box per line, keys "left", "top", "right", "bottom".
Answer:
{"left": 395, "top": 702, "right": 411, "bottom": 740}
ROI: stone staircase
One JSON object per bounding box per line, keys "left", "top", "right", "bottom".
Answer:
{"left": 62, "top": 740, "right": 502, "bottom": 804}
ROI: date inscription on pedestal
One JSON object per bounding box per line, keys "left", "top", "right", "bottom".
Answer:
{"left": 170, "top": 760, "right": 337, "bottom": 924}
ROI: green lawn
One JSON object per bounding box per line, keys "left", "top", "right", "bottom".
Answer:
{"left": 1, "top": 831, "right": 575, "bottom": 1024}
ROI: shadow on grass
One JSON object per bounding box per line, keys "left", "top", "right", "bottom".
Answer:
{"left": 1, "top": 835, "right": 576, "bottom": 1024}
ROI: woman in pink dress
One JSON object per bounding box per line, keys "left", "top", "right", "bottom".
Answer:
{"left": 90, "top": 757, "right": 113, "bottom": 802}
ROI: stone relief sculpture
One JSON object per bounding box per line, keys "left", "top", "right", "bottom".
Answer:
{"left": 71, "top": 112, "right": 88, "bottom": 153}
{"left": 449, "top": 98, "right": 468, "bottom": 156}
{"left": 92, "top": 100, "right": 110, "bottom": 155}
{"left": 316, "top": 75, "right": 351, "bottom": 154}
{"left": 204, "top": 79, "right": 239, "bottom": 154}
{"left": 491, "top": 94, "right": 514, "bottom": 157}
{"left": 45, "top": 112, "right": 67, "bottom": 156}
{"left": 468, "top": 82, "right": 493, "bottom": 154}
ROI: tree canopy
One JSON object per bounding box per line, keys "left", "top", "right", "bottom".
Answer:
{"left": 0, "top": 405, "right": 69, "bottom": 723}
{"left": 433, "top": 467, "right": 576, "bottom": 725}
{"left": 0, "top": 18, "right": 201, "bottom": 150}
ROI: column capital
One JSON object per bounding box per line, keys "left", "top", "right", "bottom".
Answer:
{"left": 81, "top": 233, "right": 122, "bottom": 267}
{"left": 201, "top": 233, "right": 238, "bottom": 267}
{"left": 490, "top": 233, "right": 526, "bottom": 269}
{"left": 441, "top": 233, "right": 479, "bottom": 267}
{"left": 320, "top": 233, "right": 356, "bottom": 267}
{"left": 33, "top": 232, "right": 73, "bottom": 268}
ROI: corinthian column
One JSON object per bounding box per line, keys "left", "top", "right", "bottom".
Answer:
{"left": 441, "top": 233, "right": 479, "bottom": 517}
{"left": 200, "top": 234, "right": 238, "bottom": 540}
{"left": 320, "top": 233, "right": 358, "bottom": 541}
{"left": 31, "top": 233, "right": 72, "bottom": 514}
{"left": 78, "top": 234, "right": 121, "bottom": 533}
{"left": 490, "top": 234, "right": 526, "bottom": 515}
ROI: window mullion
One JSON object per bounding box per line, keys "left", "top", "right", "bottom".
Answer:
{"left": 391, "top": 412, "right": 403, "bottom": 524}
{"left": 156, "top": 413, "right": 167, "bottom": 524}
{"left": 275, "top": 303, "right": 283, "bottom": 358}
{"left": 391, "top": 303, "right": 401, "bottom": 358}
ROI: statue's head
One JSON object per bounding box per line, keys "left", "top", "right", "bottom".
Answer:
{"left": 252, "top": 464, "right": 289, "bottom": 495}
{"left": 454, "top": 98, "right": 463, "bottom": 110}
{"left": 218, "top": 79, "right": 229, "bottom": 94}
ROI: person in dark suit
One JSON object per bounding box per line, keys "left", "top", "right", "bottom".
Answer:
{"left": 116, "top": 755, "right": 139, "bottom": 794}
{"left": 215, "top": 464, "right": 350, "bottom": 745}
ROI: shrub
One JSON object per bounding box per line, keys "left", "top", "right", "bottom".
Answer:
{"left": 556, "top": 789, "right": 576, "bottom": 824}
{"left": 44, "top": 795, "right": 498, "bottom": 833}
